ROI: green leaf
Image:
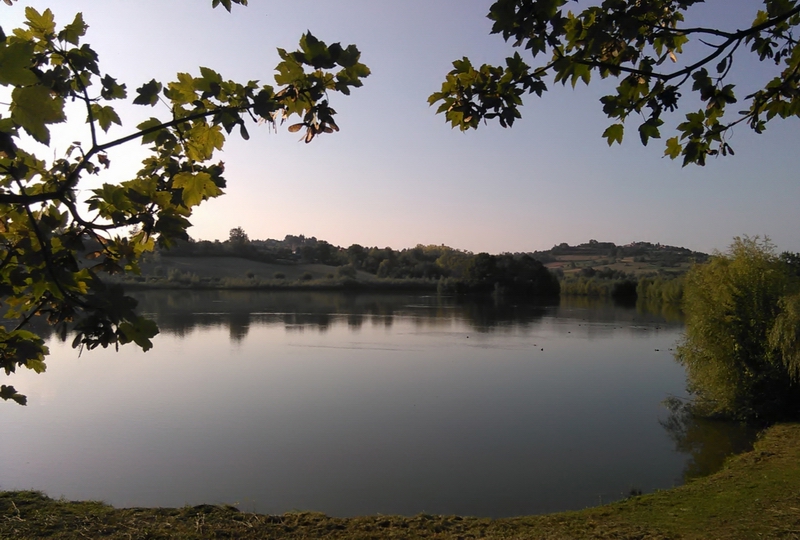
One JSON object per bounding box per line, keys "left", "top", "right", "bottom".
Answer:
{"left": 58, "top": 12, "right": 88, "bottom": 45}
{"left": 752, "top": 10, "right": 769, "bottom": 27}
{"left": 251, "top": 87, "right": 278, "bottom": 117}
{"left": 89, "top": 104, "right": 121, "bottom": 133}
{"left": 638, "top": 123, "right": 660, "bottom": 146}
{"left": 212, "top": 0, "right": 232, "bottom": 11}
{"left": 336, "top": 44, "right": 362, "bottom": 68}
{"left": 172, "top": 171, "right": 223, "bottom": 207}
{"left": 0, "top": 128, "right": 17, "bottom": 158}
{"left": 166, "top": 72, "right": 197, "bottom": 104}
{"left": 602, "top": 124, "right": 624, "bottom": 146}
{"left": 0, "top": 385, "right": 26, "bottom": 406}
{"left": 0, "top": 41, "right": 38, "bottom": 86}
{"left": 299, "top": 32, "right": 336, "bottom": 69}
{"left": 185, "top": 123, "right": 225, "bottom": 161}
{"left": 136, "top": 117, "right": 165, "bottom": 145}
{"left": 198, "top": 66, "right": 222, "bottom": 87}
{"left": 66, "top": 44, "right": 100, "bottom": 76}
{"left": 133, "top": 79, "right": 162, "bottom": 106}
{"left": 119, "top": 317, "right": 159, "bottom": 352}
{"left": 100, "top": 74, "right": 127, "bottom": 100}
{"left": 665, "top": 136, "right": 682, "bottom": 159}
{"left": 274, "top": 53, "right": 305, "bottom": 86}
{"left": 26, "top": 357, "right": 46, "bottom": 374}
{"left": 10, "top": 85, "right": 66, "bottom": 144}
{"left": 25, "top": 7, "right": 56, "bottom": 38}
{"left": 570, "top": 63, "right": 591, "bottom": 88}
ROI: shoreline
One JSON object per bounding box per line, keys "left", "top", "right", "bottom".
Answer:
{"left": 109, "top": 278, "right": 562, "bottom": 298}
{"left": 111, "top": 277, "right": 441, "bottom": 293}
{"left": 3, "top": 423, "right": 799, "bottom": 539}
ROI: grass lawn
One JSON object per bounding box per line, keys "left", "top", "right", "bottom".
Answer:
{"left": 2, "top": 423, "right": 799, "bottom": 539}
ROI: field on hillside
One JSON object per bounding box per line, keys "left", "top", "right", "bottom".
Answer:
{"left": 539, "top": 243, "right": 707, "bottom": 277}
{"left": 136, "top": 255, "right": 374, "bottom": 282}
{"left": 545, "top": 256, "right": 695, "bottom": 276}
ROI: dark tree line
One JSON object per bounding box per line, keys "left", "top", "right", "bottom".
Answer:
{"left": 157, "top": 233, "right": 560, "bottom": 297}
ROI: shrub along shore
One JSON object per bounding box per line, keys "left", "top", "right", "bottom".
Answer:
{"left": 2, "top": 423, "right": 799, "bottom": 539}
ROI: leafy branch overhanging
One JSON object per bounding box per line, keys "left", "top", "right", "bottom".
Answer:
{"left": 0, "top": 4, "right": 369, "bottom": 404}
{"left": 429, "top": 0, "right": 800, "bottom": 166}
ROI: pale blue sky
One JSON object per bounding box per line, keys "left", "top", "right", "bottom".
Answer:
{"left": 5, "top": 1, "right": 799, "bottom": 254}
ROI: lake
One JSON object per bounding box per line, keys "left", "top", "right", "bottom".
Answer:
{"left": 0, "top": 291, "right": 755, "bottom": 517}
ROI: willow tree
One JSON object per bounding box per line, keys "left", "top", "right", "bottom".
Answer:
{"left": 430, "top": 0, "right": 800, "bottom": 166}
{"left": 677, "top": 237, "right": 800, "bottom": 420}
{"left": 0, "top": 3, "right": 369, "bottom": 404}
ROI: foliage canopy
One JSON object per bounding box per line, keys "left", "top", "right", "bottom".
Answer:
{"left": 430, "top": 0, "right": 800, "bottom": 166}
{"left": 677, "top": 237, "right": 800, "bottom": 420}
{"left": 0, "top": 3, "right": 369, "bottom": 404}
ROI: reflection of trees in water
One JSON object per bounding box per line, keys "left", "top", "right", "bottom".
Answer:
{"left": 370, "top": 315, "right": 393, "bottom": 329}
{"left": 228, "top": 311, "right": 250, "bottom": 343}
{"left": 80, "top": 290, "right": 684, "bottom": 344}
{"left": 636, "top": 299, "right": 683, "bottom": 323}
{"left": 282, "top": 313, "right": 331, "bottom": 332}
{"left": 661, "top": 397, "right": 761, "bottom": 482}
{"left": 557, "top": 296, "right": 684, "bottom": 327}
{"left": 31, "top": 290, "right": 685, "bottom": 346}
{"left": 453, "top": 296, "right": 552, "bottom": 332}
{"left": 347, "top": 314, "right": 364, "bottom": 330}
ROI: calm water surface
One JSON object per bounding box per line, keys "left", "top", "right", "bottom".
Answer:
{"left": 0, "top": 291, "right": 751, "bottom": 517}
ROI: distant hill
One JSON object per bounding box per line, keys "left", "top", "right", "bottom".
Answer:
{"left": 532, "top": 240, "right": 708, "bottom": 278}
{"left": 113, "top": 235, "right": 707, "bottom": 295}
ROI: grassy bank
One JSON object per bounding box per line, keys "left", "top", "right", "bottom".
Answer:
{"left": 2, "top": 424, "right": 800, "bottom": 539}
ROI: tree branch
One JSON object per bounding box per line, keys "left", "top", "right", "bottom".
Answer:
{"left": 62, "top": 51, "right": 99, "bottom": 149}
{"left": 12, "top": 295, "right": 51, "bottom": 333}
{"left": 14, "top": 180, "right": 89, "bottom": 309}
{"left": 0, "top": 104, "right": 251, "bottom": 206}
{"left": 96, "top": 105, "right": 249, "bottom": 155}
{"left": 564, "top": 5, "right": 800, "bottom": 83}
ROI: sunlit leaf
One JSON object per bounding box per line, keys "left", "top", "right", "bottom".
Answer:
{"left": 665, "top": 136, "right": 682, "bottom": 160}
{"left": 10, "top": 84, "right": 66, "bottom": 144}
{"left": 172, "top": 171, "right": 223, "bottom": 207}
{"left": 185, "top": 123, "right": 224, "bottom": 161}
{"left": 24, "top": 7, "right": 56, "bottom": 37}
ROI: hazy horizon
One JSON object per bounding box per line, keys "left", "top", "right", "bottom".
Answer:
{"left": 197, "top": 231, "right": 717, "bottom": 256}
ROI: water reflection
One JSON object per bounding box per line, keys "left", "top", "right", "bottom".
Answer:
{"left": 130, "top": 290, "right": 683, "bottom": 341}
{"left": 136, "top": 290, "right": 745, "bottom": 488}
{"left": 661, "top": 397, "right": 761, "bottom": 481}
{"left": 3, "top": 291, "right": 753, "bottom": 518}
{"left": 637, "top": 298, "right": 684, "bottom": 323}
{"left": 229, "top": 310, "right": 250, "bottom": 342}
